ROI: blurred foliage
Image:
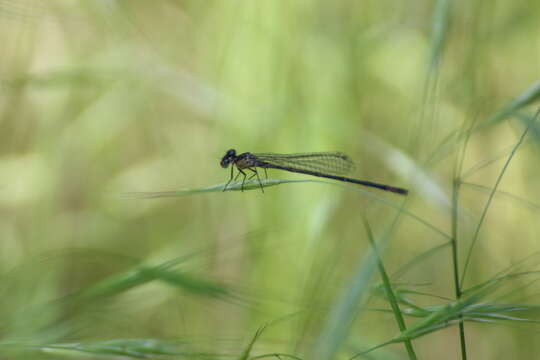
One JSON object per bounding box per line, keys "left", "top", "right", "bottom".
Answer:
{"left": 1, "top": 1, "right": 540, "bottom": 359}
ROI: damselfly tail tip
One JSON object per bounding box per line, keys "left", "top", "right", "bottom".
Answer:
{"left": 390, "top": 187, "right": 409, "bottom": 195}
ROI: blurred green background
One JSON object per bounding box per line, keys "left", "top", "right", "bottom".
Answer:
{"left": 2, "top": 1, "right": 540, "bottom": 359}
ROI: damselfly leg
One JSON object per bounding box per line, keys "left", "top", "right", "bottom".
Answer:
{"left": 248, "top": 168, "right": 264, "bottom": 193}
{"left": 223, "top": 165, "right": 235, "bottom": 191}
{"left": 237, "top": 168, "right": 247, "bottom": 191}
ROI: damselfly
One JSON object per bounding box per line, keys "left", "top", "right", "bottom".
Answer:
{"left": 220, "top": 149, "right": 408, "bottom": 195}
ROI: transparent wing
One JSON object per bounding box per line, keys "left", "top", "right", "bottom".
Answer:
{"left": 252, "top": 152, "right": 355, "bottom": 176}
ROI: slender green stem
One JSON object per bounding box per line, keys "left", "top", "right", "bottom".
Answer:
{"left": 451, "top": 177, "right": 468, "bottom": 360}
{"left": 451, "top": 115, "right": 477, "bottom": 360}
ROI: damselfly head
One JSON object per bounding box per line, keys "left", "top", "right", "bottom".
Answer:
{"left": 220, "top": 149, "right": 237, "bottom": 168}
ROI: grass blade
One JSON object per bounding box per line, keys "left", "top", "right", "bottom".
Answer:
{"left": 461, "top": 107, "right": 540, "bottom": 287}
{"left": 362, "top": 216, "right": 417, "bottom": 359}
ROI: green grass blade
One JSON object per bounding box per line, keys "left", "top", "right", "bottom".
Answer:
{"left": 429, "top": 0, "right": 451, "bottom": 72}
{"left": 461, "top": 182, "right": 540, "bottom": 214}
{"left": 485, "top": 81, "right": 540, "bottom": 126}
{"left": 426, "top": 83, "right": 540, "bottom": 168}
{"left": 239, "top": 326, "right": 265, "bottom": 360}
{"left": 122, "top": 179, "right": 308, "bottom": 197}
{"left": 362, "top": 216, "right": 417, "bottom": 359}
{"left": 392, "top": 241, "right": 452, "bottom": 279}
{"left": 312, "top": 241, "right": 379, "bottom": 360}
{"left": 125, "top": 179, "right": 450, "bottom": 242}
{"left": 76, "top": 262, "right": 232, "bottom": 303}
{"left": 34, "top": 339, "right": 229, "bottom": 359}
{"left": 461, "top": 107, "right": 540, "bottom": 287}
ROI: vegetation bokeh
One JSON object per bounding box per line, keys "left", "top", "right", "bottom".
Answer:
{"left": 1, "top": 1, "right": 540, "bottom": 359}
